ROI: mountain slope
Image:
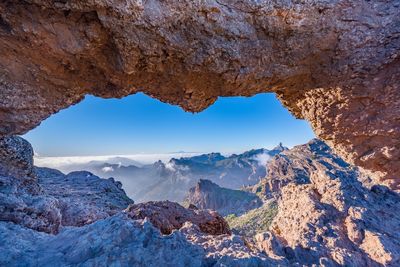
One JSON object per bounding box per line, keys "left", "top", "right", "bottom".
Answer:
{"left": 183, "top": 179, "right": 262, "bottom": 216}
{"left": 225, "top": 202, "right": 278, "bottom": 237}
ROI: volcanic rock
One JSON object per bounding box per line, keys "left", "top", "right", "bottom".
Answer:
{"left": 0, "top": 0, "right": 399, "bottom": 186}
{"left": 0, "top": 136, "right": 61, "bottom": 233}
{"left": 125, "top": 200, "right": 231, "bottom": 235}
{"left": 36, "top": 167, "right": 134, "bottom": 227}
{"left": 0, "top": 213, "right": 278, "bottom": 267}
{"left": 254, "top": 140, "right": 400, "bottom": 266}
{"left": 0, "top": 136, "right": 133, "bottom": 233}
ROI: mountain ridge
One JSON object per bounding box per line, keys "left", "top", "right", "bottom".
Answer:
{"left": 55, "top": 144, "right": 288, "bottom": 202}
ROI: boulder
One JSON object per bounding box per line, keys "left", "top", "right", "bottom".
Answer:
{"left": 125, "top": 200, "right": 231, "bottom": 235}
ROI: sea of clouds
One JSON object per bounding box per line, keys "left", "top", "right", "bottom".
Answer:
{"left": 34, "top": 152, "right": 203, "bottom": 170}
{"left": 34, "top": 149, "right": 275, "bottom": 174}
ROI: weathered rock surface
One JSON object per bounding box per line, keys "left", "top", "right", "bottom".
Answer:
{"left": 36, "top": 167, "right": 134, "bottom": 227}
{"left": 252, "top": 138, "right": 371, "bottom": 198}
{"left": 0, "top": 213, "right": 277, "bottom": 267}
{"left": 0, "top": 136, "right": 36, "bottom": 182}
{"left": 125, "top": 200, "right": 231, "bottom": 235}
{"left": 0, "top": 136, "right": 61, "bottom": 233}
{"left": 184, "top": 179, "right": 262, "bottom": 216}
{"left": 0, "top": 136, "right": 133, "bottom": 233}
{"left": 253, "top": 140, "right": 400, "bottom": 266}
{"left": 0, "top": 173, "right": 62, "bottom": 234}
{"left": 0, "top": 0, "right": 399, "bottom": 186}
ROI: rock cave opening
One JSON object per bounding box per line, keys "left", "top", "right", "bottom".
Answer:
{"left": 1, "top": 90, "right": 399, "bottom": 266}
{"left": 22, "top": 92, "right": 315, "bottom": 202}
{"left": 1, "top": 0, "right": 399, "bottom": 265}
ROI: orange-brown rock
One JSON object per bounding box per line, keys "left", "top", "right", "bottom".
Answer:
{"left": 0, "top": 1, "right": 399, "bottom": 186}
{"left": 125, "top": 201, "right": 231, "bottom": 235}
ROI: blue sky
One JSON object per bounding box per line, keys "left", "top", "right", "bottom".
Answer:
{"left": 23, "top": 93, "right": 315, "bottom": 156}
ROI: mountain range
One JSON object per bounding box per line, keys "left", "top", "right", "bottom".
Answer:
{"left": 53, "top": 144, "right": 288, "bottom": 202}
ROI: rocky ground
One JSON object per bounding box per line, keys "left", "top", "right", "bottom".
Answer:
{"left": 0, "top": 136, "right": 134, "bottom": 234}
{"left": 0, "top": 214, "right": 273, "bottom": 267}
{"left": 252, "top": 140, "right": 400, "bottom": 266}
{"left": 35, "top": 167, "right": 133, "bottom": 227}
{"left": 1, "top": 136, "right": 399, "bottom": 266}
{"left": 125, "top": 200, "right": 231, "bottom": 235}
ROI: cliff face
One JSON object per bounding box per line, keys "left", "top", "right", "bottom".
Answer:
{"left": 184, "top": 179, "right": 262, "bottom": 216}
{"left": 0, "top": 136, "right": 133, "bottom": 233}
{"left": 254, "top": 140, "right": 400, "bottom": 266}
{"left": 252, "top": 139, "right": 372, "bottom": 198}
{"left": 0, "top": 0, "right": 399, "bottom": 186}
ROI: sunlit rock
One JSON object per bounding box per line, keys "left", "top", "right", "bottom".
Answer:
{"left": 125, "top": 200, "right": 231, "bottom": 235}
{"left": 0, "top": 136, "right": 133, "bottom": 233}
{"left": 254, "top": 140, "right": 400, "bottom": 266}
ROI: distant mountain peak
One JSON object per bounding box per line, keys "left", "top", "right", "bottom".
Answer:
{"left": 271, "top": 142, "right": 287, "bottom": 151}
{"left": 184, "top": 179, "right": 262, "bottom": 216}
{"left": 173, "top": 152, "right": 226, "bottom": 165}
{"left": 197, "top": 179, "right": 220, "bottom": 190}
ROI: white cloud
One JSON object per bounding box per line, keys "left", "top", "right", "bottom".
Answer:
{"left": 252, "top": 153, "right": 271, "bottom": 166}
{"left": 177, "top": 165, "right": 189, "bottom": 171}
{"left": 33, "top": 152, "right": 202, "bottom": 170}
{"left": 165, "top": 161, "right": 176, "bottom": 171}
{"left": 101, "top": 166, "right": 114, "bottom": 173}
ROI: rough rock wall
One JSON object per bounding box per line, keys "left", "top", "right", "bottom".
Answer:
{"left": 125, "top": 200, "right": 231, "bottom": 235}
{"left": 0, "top": 0, "right": 399, "bottom": 186}
{"left": 0, "top": 136, "right": 133, "bottom": 233}
{"left": 254, "top": 140, "right": 400, "bottom": 266}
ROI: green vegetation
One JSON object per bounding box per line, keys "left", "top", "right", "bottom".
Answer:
{"left": 225, "top": 201, "right": 278, "bottom": 237}
{"left": 219, "top": 186, "right": 259, "bottom": 202}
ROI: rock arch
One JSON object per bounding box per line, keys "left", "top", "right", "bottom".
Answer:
{"left": 0, "top": 0, "right": 399, "bottom": 188}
